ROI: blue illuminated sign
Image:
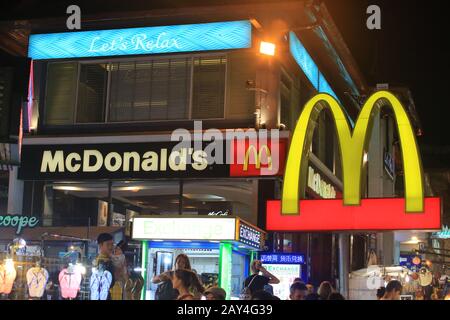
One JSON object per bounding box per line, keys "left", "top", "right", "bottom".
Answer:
{"left": 289, "top": 32, "right": 338, "bottom": 100}
{"left": 318, "top": 72, "right": 338, "bottom": 100}
{"left": 28, "top": 20, "right": 252, "bottom": 60}
{"left": 399, "top": 254, "right": 422, "bottom": 272}
{"left": 259, "top": 253, "right": 305, "bottom": 264}
{"left": 289, "top": 32, "right": 318, "bottom": 88}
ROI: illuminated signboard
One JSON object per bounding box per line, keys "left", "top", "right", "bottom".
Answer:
{"left": 237, "top": 220, "right": 263, "bottom": 249}
{"left": 432, "top": 225, "right": 450, "bottom": 239}
{"left": 28, "top": 20, "right": 252, "bottom": 60}
{"left": 307, "top": 166, "right": 337, "bottom": 199}
{"left": 267, "top": 91, "right": 441, "bottom": 231}
{"left": 289, "top": 32, "right": 319, "bottom": 88}
{"left": 263, "top": 264, "right": 301, "bottom": 300}
{"left": 0, "top": 215, "right": 39, "bottom": 234}
{"left": 132, "top": 217, "right": 236, "bottom": 241}
{"left": 260, "top": 253, "right": 305, "bottom": 264}
{"left": 289, "top": 32, "right": 338, "bottom": 100}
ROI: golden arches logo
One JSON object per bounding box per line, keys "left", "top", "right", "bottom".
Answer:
{"left": 282, "top": 90, "right": 424, "bottom": 215}
{"left": 243, "top": 144, "right": 273, "bottom": 171}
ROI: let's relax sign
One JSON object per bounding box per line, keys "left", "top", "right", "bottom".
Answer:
{"left": 28, "top": 20, "right": 251, "bottom": 60}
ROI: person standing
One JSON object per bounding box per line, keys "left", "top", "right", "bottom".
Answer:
{"left": 93, "top": 233, "right": 116, "bottom": 300}
{"left": 204, "top": 287, "right": 227, "bottom": 300}
{"left": 171, "top": 269, "right": 204, "bottom": 300}
{"left": 380, "top": 280, "right": 403, "bottom": 300}
{"left": 318, "top": 281, "right": 333, "bottom": 300}
{"left": 243, "top": 260, "right": 280, "bottom": 298}
{"left": 289, "top": 282, "right": 308, "bottom": 300}
{"left": 152, "top": 254, "right": 192, "bottom": 300}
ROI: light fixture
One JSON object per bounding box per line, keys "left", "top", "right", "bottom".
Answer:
{"left": 209, "top": 241, "right": 220, "bottom": 243}
{"left": 163, "top": 257, "right": 172, "bottom": 265}
{"left": 363, "top": 152, "right": 368, "bottom": 164}
{"left": 260, "top": 41, "right": 275, "bottom": 56}
{"left": 405, "top": 275, "right": 410, "bottom": 283}
{"left": 152, "top": 240, "right": 164, "bottom": 242}
{"left": 181, "top": 240, "right": 192, "bottom": 242}
{"left": 75, "top": 263, "right": 86, "bottom": 275}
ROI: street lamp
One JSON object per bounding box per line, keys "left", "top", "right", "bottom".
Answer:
{"left": 259, "top": 41, "right": 275, "bottom": 56}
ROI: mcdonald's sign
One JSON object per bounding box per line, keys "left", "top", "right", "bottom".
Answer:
{"left": 230, "top": 138, "right": 287, "bottom": 177}
{"left": 267, "top": 91, "right": 441, "bottom": 231}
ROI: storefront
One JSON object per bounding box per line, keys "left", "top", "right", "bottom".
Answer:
{"left": 0, "top": 224, "right": 124, "bottom": 300}
{"left": 259, "top": 252, "right": 306, "bottom": 300}
{"left": 132, "top": 216, "right": 265, "bottom": 300}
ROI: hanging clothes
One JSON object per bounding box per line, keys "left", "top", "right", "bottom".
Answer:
{"left": 90, "top": 268, "right": 112, "bottom": 300}
{"left": 27, "top": 267, "right": 49, "bottom": 298}
{"left": 0, "top": 262, "right": 17, "bottom": 295}
{"left": 59, "top": 268, "right": 82, "bottom": 299}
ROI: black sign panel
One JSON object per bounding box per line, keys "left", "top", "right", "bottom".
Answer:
{"left": 19, "top": 141, "right": 229, "bottom": 180}
{"left": 238, "top": 220, "right": 263, "bottom": 249}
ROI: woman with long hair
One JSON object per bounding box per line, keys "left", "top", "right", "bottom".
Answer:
{"left": 152, "top": 253, "right": 192, "bottom": 284}
{"left": 318, "top": 281, "right": 334, "bottom": 300}
{"left": 172, "top": 269, "right": 205, "bottom": 300}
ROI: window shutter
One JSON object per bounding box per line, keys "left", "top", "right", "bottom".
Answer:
{"left": 45, "top": 62, "right": 77, "bottom": 125}
{"left": 76, "top": 63, "right": 107, "bottom": 123}
{"left": 192, "top": 56, "right": 226, "bottom": 119}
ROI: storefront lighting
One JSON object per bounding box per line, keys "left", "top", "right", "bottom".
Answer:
{"left": 75, "top": 263, "right": 86, "bottom": 275}
{"left": 163, "top": 257, "right": 172, "bottom": 265}
{"left": 209, "top": 241, "right": 220, "bottom": 243}
{"left": 260, "top": 41, "right": 275, "bottom": 56}
{"left": 181, "top": 240, "right": 192, "bottom": 242}
{"left": 152, "top": 240, "right": 164, "bottom": 242}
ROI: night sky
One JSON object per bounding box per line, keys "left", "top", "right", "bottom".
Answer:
{"left": 1, "top": 0, "right": 448, "bottom": 166}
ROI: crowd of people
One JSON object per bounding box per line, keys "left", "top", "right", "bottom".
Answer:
{"left": 95, "top": 234, "right": 422, "bottom": 301}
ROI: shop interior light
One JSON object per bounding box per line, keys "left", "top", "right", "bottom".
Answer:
{"left": 260, "top": 41, "right": 276, "bottom": 56}
{"left": 363, "top": 152, "right": 368, "bottom": 164}
{"left": 209, "top": 241, "right": 220, "bottom": 243}
{"left": 75, "top": 263, "right": 86, "bottom": 275}
{"left": 152, "top": 240, "right": 164, "bottom": 242}
{"left": 181, "top": 240, "right": 192, "bottom": 242}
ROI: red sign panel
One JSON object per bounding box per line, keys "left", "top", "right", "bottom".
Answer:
{"left": 229, "top": 138, "right": 287, "bottom": 177}
{"left": 266, "top": 197, "right": 441, "bottom": 231}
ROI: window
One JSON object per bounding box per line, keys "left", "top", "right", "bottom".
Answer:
{"left": 76, "top": 63, "right": 107, "bottom": 123}
{"left": 192, "top": 57, "right": 226, "bottom": 119}
{"left": 44, "top": 55, "right": 226, "bottom": 125}
{"left": 45, "top": 62, "right": 78, "bottom": 125}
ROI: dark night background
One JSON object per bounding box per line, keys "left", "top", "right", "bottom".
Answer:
{"left": 0, "top": 0, "right": 448, "bottom": 168}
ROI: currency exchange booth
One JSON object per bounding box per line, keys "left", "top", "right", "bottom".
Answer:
{"left": 132, "top": 216, "right": 266, "bottom": 300}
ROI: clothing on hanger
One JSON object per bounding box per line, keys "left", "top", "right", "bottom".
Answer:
{"left": 59, "top": 268, "right": 82, "bottom": 299}
{"left": 90, "top": 268, "right": 112, "bottom": 300}
{"left": 0, "top": 262, "right": 17, "bottom": 295}
{"left": 27, "top": 267, "right": 49, "bottom": 298}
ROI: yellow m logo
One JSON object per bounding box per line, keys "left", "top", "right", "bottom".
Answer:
{"left": 243, "top": 144, "right": 273, "bottom": 171}
{"left": 282, "top": 91, "right": 424, "bottom": 215}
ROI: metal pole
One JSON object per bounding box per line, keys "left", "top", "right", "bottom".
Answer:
{"left": 108, "top": 180, "right": 113, "bottom": 226}
{"left": 179, "top": 179, "right": 183, "bottom": 215}
{"left": 338, "top": 233, "right": 350, "bottom": 299}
